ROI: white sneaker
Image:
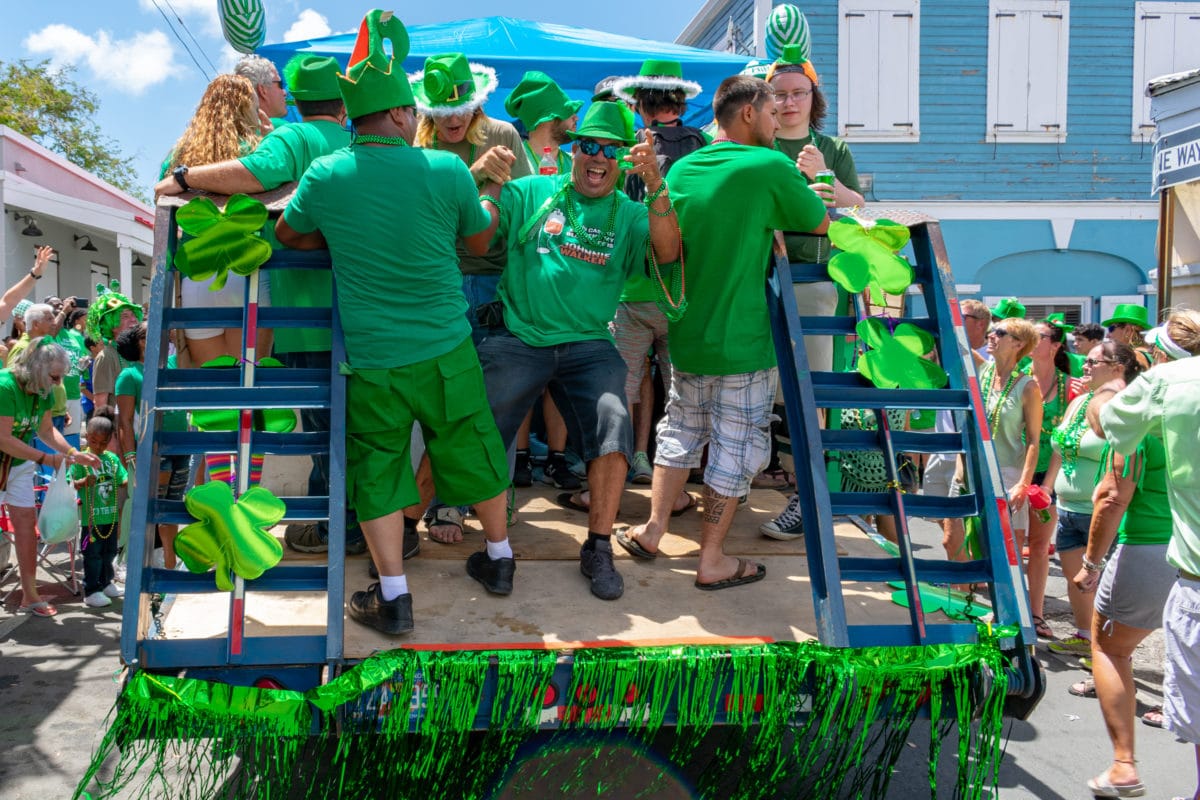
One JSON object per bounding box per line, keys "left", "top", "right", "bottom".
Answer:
{"left": 84, "top": 591, "right": 112, "bottom": 608}
{"left": 102, "top": 582, "right": 124, "bottom": 599}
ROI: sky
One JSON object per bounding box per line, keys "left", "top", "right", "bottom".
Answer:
{"left": 0, "top": 0, "right": 703, "bottom": 198}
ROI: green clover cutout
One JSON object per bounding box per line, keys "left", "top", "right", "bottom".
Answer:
{"left": 175, "top": 481, "right": 286, "bottom": 591}
{"left": 827, "top": 218, "right": 914, "bottom": 304}
{"left": 174, "top": 194, "right": 273, "bottom": 291}
{"left": 855, "top": 318, "right": 948, "bottom": 390}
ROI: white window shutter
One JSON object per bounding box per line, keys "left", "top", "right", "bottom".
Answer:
{"left": 1027, "top": 11, "right": 1066, "bottom": 133}
{"left": 878, "top": 10, "right": 916, "bottom": 131}
{"left": 1139, "top": 12, "right": 1177, "bottom": 127}
{"left": 841, "top": 10, "right": 880, "bottom": 132}
{"left": 992, "top": 10, "right": 1031, "bottom": 130}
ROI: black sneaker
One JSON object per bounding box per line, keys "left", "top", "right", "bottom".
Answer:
{"left": 513, "top": 449, "right": 533, "bottom": 488}
{"left": 347, "top": 583, "right": 414, "bottom": 635}
{"left": 543, "top": 456, "right": 582, "bottom": 490}
{"left": 466, "top": 551, "right": 516, "bottom": 595}
{"left": 580, "top": 538, "right": 624, "bottom": 600}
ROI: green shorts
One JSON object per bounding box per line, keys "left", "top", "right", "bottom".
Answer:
{"left": 344, "top": 337, "right": 508, "bottom": 522}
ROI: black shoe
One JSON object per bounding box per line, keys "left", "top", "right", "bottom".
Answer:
{"left": 543, "top": 456, "right": 582, "bottom": 490}
{"left": 580, "top": 538, "right": 624, "bottom": 600}
{"left": 466, "top": 551, "right": 516, "bottom": 595}
{"left": 347, "top": 583, "right": 414, "bottom": 635}
{"left": 513, "top": 450, "right": 533, "bottom": 488}
{"left": 404, "top": 526, "right": 420, "bottom": 559}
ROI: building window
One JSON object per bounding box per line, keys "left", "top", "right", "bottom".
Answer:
{"left": 1132, "top": 2, "right": 1200, "bottom": 140}
{"left": 986, "top": 296, "right": 1092, "bottom": 324}
{"left": 986, "top": 0, "right": 1070, "bottom": 143}
{"left": 837, "top": 0, "right": 920, "bottom": 142}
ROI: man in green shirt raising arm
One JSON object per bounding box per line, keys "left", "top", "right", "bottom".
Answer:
{"left": 617, "top": 75, "right": 829, "bottom": 590}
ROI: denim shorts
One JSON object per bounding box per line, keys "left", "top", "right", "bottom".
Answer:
{"left": 1055, "top": 508, "right": 1091, "bottom": 552}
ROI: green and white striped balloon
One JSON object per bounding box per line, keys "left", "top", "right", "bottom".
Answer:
{"left": 765, "top": 4, "right": 811, "bottom": 62}
{"left": 218, "top": 0, "right": 266, "bottom": 54}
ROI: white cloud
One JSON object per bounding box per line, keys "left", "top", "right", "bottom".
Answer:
{"left": 137, "top": 0, "right": 221, "bottom": 35}
{"left": 24, "top": 24, "right": 183, "bottom": 96}
{"left": 282, "top": 9, "right": 332, "bottom": 42}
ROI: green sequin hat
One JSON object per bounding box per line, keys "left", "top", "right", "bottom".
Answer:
{"left": 565, "top": 101, "right": 637, "bottom": 146}
{"left": 1102, "top": 303, "right": 1150, "bottom": 329}
{"left": 409, "top": 52, "right": 498, "bottom": 118}
{"left": 337, "top": 9, "right": 414, "bottom": 120}
{"left": 989, "top": 297, "right": 1026, "bottom": 320}
{"left": 740, "top": 59, "right": 773, "bottom": 79}
{"left": 612, "top": 59, "right": 702, "bottom": 105}
{"left": 504, "top": 71, "right": 583, "bottom": 131}
{"left": 1043, "top": 312, "right": 1075, "bottom": 333}
{"left": 284, "top": 54, "right": 343, "bottom": 102}
{"left": 85, "top": 280, "right": 143, "bottom": 343}
{"left": 12, "top": 299, "right": 31, "bottom": 320}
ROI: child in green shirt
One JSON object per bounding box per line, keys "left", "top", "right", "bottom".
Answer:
{"left": 71, "top": 410, "right": 128, "bottom": 608}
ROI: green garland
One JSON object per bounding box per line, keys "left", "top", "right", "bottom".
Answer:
{"left": 76, "top": 636, "right": 1013, "bottom": 800}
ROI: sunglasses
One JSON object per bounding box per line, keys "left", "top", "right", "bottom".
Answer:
{"left": 577, "top": 139, "right": 621, "bottom": 159}
{"left": 988, "top": 328, "right": 1012, "bottom": 338}
{"left": 1084, "top": 358, "right": 1116, "bottom": 367}
{"left": 49, "top": 373, "right": 63, "bottom": 382}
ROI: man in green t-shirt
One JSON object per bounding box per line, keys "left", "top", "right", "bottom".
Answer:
{"left": 618, "top": 75, "right": 828, "bottom": 591}
{"left": 276, "top": 10, "right": 512, "bottom": 637}
{"left": 473, "top": 101, "right": 680, "bottom": 601}
{"left": 154, "top": 55, "right": 362, "bottom": 556}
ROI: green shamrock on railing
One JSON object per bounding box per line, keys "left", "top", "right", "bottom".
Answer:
{"left": 827, "top": 217, "right": 914, "bottom": 303}
{"left": 175, "top": 481, "right": 286, "bottom": 591}
{"left": 174, "top": 194, "right": 273, "bottom": 291}
{"left": 855, "top": 318, "right": 948, "bottom": 390}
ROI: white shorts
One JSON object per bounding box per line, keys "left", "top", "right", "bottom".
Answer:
{"left": 180, "top": 272, "right": 271, "bottom": 340}
{"left": 655, "top": 368, "right": 777, "bottom": 498}
{"left": 922, "top": 452, "right": 957, "bottom": 499}
{"left": 1163, "top": 576, "right": 1200, "bottom": 744}
{"left": 0, "top": 461, "right": 38, "bottom": 508}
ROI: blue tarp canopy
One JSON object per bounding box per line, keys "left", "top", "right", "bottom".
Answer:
{"left": 257, "top": 17, "right": 752, "bottom": 128}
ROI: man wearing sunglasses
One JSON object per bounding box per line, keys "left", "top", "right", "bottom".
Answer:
{"left": 472, "top": 101, "right": 680, "bottom": 601}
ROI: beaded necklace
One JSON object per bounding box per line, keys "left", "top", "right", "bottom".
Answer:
{"left": 1028, "top": 368, "right": 1068, "bottom": 439}
{"left": 353, "top": 134, "right": 409, "bottom": 147}
{"left": 982, "top": 362, "right": 1020, "bottom": 434}
{"left": 561, "top": 182, "right": 619, "bottom": 250}
{"left": 1051, "top": 392, "right": 1094, "bottom": 478}
{"left": 85, "top": 453, "right": 118, "bottom": 540}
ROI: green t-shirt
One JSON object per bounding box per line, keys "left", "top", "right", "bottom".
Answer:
{"left": 283, "top": 145, "right": 490, "bottom": 369}
{"left": 497, "top": 175, "right": 649, "bottom": 347}
{"left": 428, "top": 117, "right": 533, "bottom": 277}
{"left": 54, "top": 328, "right": 87, "bottom": 400}
{"left": 241, "top": 120, "right": 354, "bottom": 355}
{"left": 0, "top": 369, "right": 53, "bottom": 465}
{"left": 1118, "top": 434, "right": 1173, "bottom": 546}
{"left": 71, "top": 450, "right": 127, "bottom": 525}
{"left": 50, "top": 381, "right": 67, "bottom": 416}
{"left": 114, "top": 359, "right": 187, "bottom": 436}
{"left": 774, "top": 132, "right": 860, "bottom": 265}
{"left": 5, "top": 334, "right": 30, "bottom": 368}
{"left": 665, "top": 143, "right": 829, "bottom": 375}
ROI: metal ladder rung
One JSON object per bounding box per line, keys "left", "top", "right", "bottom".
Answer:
{"left": 149, "top": 565, "right": 330, "bottom": 594}
{"left": 159, "top": 367, "right": 330, "bottom": 387}
{"left": 821, "top": 429, "right": 962, "bottom": 453}
{"left": 837, "top": 556, "right": 994, "bottom": 585}
{"left": 164, "top": 306, "right": 334, "bottom": 330}
{"left": 153, "top": 496, "right": 332, "bottom": 525}
{"left": 139, "top": 636, "right": 328, "bottom": 669}
{"left": 155, "top": 386, "right": 330, "bottom": 410}
{"left": 157, "top": 430, "right": 330, "bottom": 457}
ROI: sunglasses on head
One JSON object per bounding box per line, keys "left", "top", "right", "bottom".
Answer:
{"left": 577, "top": 139, "right": 621, "bottom": 159}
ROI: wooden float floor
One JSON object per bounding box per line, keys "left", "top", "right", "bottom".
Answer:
{"left": 162, "top": 486, "right": 928, "bottom": 657}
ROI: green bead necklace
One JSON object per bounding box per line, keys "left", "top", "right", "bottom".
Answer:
{"left": 982, "top": 362, "right": 1020, "bottom": 434}
{"left": 561, "top": 181, "right": 619, "bottom": 250}
{"left": 1052, "top": 392, "right": 1094, "bottom": 478}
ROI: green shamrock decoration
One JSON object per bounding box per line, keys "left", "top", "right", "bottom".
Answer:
{"left": 826, "top": 217, "right": 914, "bottom": 303}
{"left": 855, "top": 318, "right": 948, "bottom": 390}
{"left": 175, "top": 481, "right": 286, "bottom": 591}
{"left": 174, "top": 194, "right": 273, "bottom": 291}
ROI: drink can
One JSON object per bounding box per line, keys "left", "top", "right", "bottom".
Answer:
{"left": 815, "top": 170, "right": 835, "bottom": 186}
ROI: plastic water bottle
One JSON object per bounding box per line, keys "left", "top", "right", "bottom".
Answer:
{"left": 539, "top": 147, "right": 557, "bottom": 175}
{"left": 537, "top": 209, "right": 565, "bottom": 254}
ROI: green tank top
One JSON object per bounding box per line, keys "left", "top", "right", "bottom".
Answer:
{"left": 1118, "top": 435, "right": 1173, "bottom": 546}
{"left": 1032, "top": 368, "right": 1069, "bottom": 473}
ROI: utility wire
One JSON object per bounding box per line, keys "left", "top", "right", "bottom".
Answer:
{"left": 161, "top": 0, "right": 219, "bottom": 75}
{"left": 148, "top": 0, "right": 212, "bottom": 82}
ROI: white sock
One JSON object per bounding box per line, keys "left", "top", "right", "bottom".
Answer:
{"left": 379, "top": 574, "right": 408, "bottom": 600}
{"left": 486, "top": 538, "right": 513, "bottom": 559}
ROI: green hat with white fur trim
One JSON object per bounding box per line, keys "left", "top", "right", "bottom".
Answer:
{"left": 613, "top": 59, "right": 702, "bottom": 105}
{"left": 410, "top": 53, "right": 498, "bottom": 117}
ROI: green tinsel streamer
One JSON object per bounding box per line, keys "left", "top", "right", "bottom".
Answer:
{"left": 77, "top": 635, "right": 1015, "bottom": 800}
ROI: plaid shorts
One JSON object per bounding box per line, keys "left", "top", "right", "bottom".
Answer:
{"left": 610, "top": 301, "right": 673, "bottom": 406}
{"left": 654, "top": 368, "right": 778, "bottom": 497}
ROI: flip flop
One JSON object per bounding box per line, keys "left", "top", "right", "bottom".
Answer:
{"left": 19, "top": 600, "right": 57, "bottom": 617}
{"left": 1032, "top": 615, "right": 1054, "bottom": 639}
{"left": 614, "top": 528, "right": 658, "bottom": 560}
{"left": 1140, "top": 705, "right": 1165, "bottom": 728}
{"left": 671, "top": 492, "right": 697, "bottom": 517}
{"left": 555, "top": 492, "right": 590, "bottom": 513}
{"left": 1069, "top": 677, "right": 1096, "bottom": 698}
{"left": 695, "top": 558, "right": 766, "bottom": 591}
{"left": 1085, "top": 772, "right": 1145, "bottom": 798}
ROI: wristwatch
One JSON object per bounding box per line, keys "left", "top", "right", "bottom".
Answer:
{"left": 28, "top": 268, "right": 42, "bottom": 280}
{"left": 172, "top": 165, "right": 191, "bottom": 192}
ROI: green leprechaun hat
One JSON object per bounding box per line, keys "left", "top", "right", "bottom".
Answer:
{"left": 766, "top": 44, "right": 820, "bottom": 86}
{"left": 284, "top": 54, "right": 343, "bottom": 102}
{"left": 613, "top": 59, "right": 702, "bottom": 105}
{"left": 337, "top": 9, "right": 414, "bottom": 120}
{"left": 504, "top": 71, "right": 583, "bottom": 132}
{"left": 989, "top": 297, "right": 1026, "bottom": 320}
{"left": 1043, "top": 312, "right": 1075, "bottom": 333}
{"left": 1102, "top": 303, "right": 1150, "bottom": 330}
{"left": 85, "top": 280, "right": 143, "bottom": 344}
{"left": 410, "top": 52, "right": 498, "bottom": 117}
{"left": 566, "top": 101, "right": 637, "bottom": 146}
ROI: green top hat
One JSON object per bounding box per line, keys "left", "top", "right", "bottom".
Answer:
{"left": 284, "top": 55, "right": 342, "bottom": 102}
{"left": 1043, "top": 312, "right": 1075, "bottom": 333}
{"left": 767, "top": 44, "right": 820, "bottom": 86}
{"left": 504, "top": 71, "right": 583, "bottom": 131}
{"left": 989, "top": 297, "right": 1026, "bottom": 320}
{"left": 410, "top": 53, "right": 498, "bottom": 117}
{"left": 566, "top": 102, "right": 637, "bottom": 146}
{"left": 338, "top": 9, "right": 414, "bottom": 120}
{"left": 613, "top": 59, "right": 702, "bottom": 105}
{"left": 1102, "top": 303, "right": 1150, "bottom": 329}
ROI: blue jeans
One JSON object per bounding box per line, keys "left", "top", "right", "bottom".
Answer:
{"left": 477, "top": 328, "right": 632, "bottom": 464}
{"left": 462, "top": 274, "right": 502, "bottom": 346}
{"left": 283, "top": 350, "right": 362, "bottom": 543}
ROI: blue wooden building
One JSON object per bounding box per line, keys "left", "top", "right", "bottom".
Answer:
{"left": 677, "top": 0, "right": 1200, "bottom": 323}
